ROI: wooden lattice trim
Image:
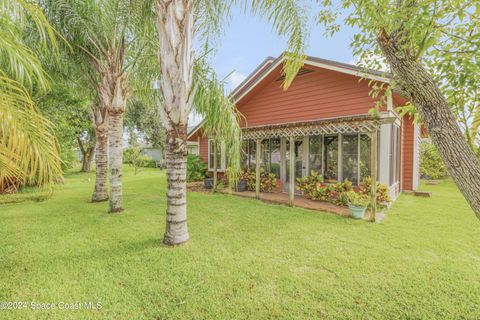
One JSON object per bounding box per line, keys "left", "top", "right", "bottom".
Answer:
{"left": 242, "top": 115, "right": 381, "bottom": 140}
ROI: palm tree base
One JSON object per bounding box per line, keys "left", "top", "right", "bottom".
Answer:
{"left": 108, "top": 207, "right": 124, "bottom": 213}
{"left": 163, "top": 233, "right": 190, "bottom": 246}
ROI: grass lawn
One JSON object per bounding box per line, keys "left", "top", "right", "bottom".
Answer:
{"left": 1, "top": 167, "right": 479, "bottom": 319}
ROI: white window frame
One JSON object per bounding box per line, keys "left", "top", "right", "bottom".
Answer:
{"left": 207, "top": 139, "right": 226, "bottom": 172}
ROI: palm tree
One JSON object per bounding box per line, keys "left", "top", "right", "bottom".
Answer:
{"left": 154, "top": 0, "right": 309, "bottom": 245}
{"left": 43, "top": 0, "right": 159, "bottom": 211}
{"left": 0, "top": 0, "right": 62, "bottom": 193}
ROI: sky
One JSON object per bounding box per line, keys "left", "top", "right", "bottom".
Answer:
{"left": 189, "top": 2, "right": 357, "bottom": 126}
{"left": 210, "top": 3, "right": 357, "bottom": 91}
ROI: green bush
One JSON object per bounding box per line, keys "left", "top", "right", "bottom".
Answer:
{"left": 123, "top": 147, "right": 154, "bottom": 175}
{"left": 187, "top": 155, "right": 207, "bottom": 182}
{"left": 240, "top": 168, "right": 277, "bottom": 192}
{"left": 420, "top": 142, "right": 446, "bottom": 179}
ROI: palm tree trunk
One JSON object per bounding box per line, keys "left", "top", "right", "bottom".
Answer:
{"left": 108, "top": 109, "right": 124, "bottom": 213}
{"left": 378, "top": 29, "right": 480, "bottom": 218}
{"left": 155, "top": 0, "right": 194, "bottom": 245}
{"left": 92, "top": 122, "right": 108, "bottom": 202}
{"left": 163, "top": 124, "right": 189, "bottom": 245}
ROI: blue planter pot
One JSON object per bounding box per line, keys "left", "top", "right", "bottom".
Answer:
{"left": 348, "top": 205, "right": 367, "bottom": 219}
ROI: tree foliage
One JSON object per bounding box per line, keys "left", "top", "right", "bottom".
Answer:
{"left": 0, "top": 0, "right": 62, "bottom": 193}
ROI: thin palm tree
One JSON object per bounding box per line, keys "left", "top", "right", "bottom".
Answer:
{"left": 155, "top": 0, "right": 309, "bottom": 245}
{"left": 43, "top": 0, "right": 159, "bottom": 211}
{"left": 0, "top": 0, "right": 62, "bottom": 193}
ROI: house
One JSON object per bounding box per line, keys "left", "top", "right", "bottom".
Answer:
{"left": 188, "top": 55, "right": 420, "bottom": 201}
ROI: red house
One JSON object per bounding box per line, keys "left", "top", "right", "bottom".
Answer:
{"left": 188, "top": 55, "right": 420, "bottom": 201}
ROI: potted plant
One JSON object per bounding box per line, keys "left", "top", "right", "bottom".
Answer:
{"left": 346, "top": 191, "right": 369, "bottom": 219}
{"left": 236, "top": 178, "right": 247, "bottom": 192}
{"left": 204, "top": 172, "right": 214, "bottom": 189}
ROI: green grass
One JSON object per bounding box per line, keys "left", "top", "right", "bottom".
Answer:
{"left": 1, "top": 167, "right": 479, "bottom": 319}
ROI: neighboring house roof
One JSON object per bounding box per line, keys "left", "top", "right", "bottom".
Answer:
{"left": 187, "top": 53, "right": 392, "bottom": 140}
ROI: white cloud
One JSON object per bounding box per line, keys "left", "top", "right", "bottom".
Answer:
{"left": 227, "top": 71, "right": 247, "bottom": 91}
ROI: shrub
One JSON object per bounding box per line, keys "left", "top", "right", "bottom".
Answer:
{"left": 359, "top": 177, "right": 391, "bottom": 206}
{"left": 296, "top": 170, "right": 324, "bottom": 198}
{"left": 187, "top": 155, "right": 207, "bottom": 182}
{"left": 420, "top": 142, "right": 446, "bottom": 179}
{"left": 123, "top": 147, "right": 154, "bottom": 175}
{"left": 240, "top": 168, "right": 277, "bottom": 193}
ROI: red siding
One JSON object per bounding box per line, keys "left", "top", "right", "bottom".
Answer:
{"left": 236, "top": 64, "right": 386, "bottom": 127}
{"left": 402, "top": 116, "right": 415, "bottom": 191}
{"left": 199, "top": 134, "right": 208, "bottom": 163}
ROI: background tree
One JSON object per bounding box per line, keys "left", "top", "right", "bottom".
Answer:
{"left": 0, "top": 0, "right": 61, "bottom": 193}
{"left": 318, "top": 0, "right": 480, "bottom": 218}
{"left": 43, "top": 0, "right": 159, "bottom": 211}
{"left": 36, "top": 83, "right": 94, "bottom": 172}
{"left": 154, "top": 0, "right": 309, "bottom": 245}
{"left": 125, "top": 98, "right": 165, "bottom": 150}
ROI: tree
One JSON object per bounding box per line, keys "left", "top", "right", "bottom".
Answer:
{"left": 318, "top": 0, "right": 480, "bottom": 218}
{"left": 124, "top": 98, "right": 165, "bottom": 150}
{"left": 36, "top": 83, "right": 95, "bottom": 172}
{"left": 154, "top": 0, "right": 309, "bottom": 245}
{"left": 43, "top": 0, "right": 159, "bottom": 211}
{"left": 0, "top": 0, "right": 62, "bottom": 193}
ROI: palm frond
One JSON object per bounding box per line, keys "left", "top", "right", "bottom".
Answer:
{"left": 0, "top": 73, "right": 62, "bottom": 193}
{"left": 194, "top": 59, "right": 243, "bottom": 186}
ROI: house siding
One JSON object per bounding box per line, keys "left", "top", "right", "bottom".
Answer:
{"left": 236, "top": 65, "right": 385, "bottom": 127}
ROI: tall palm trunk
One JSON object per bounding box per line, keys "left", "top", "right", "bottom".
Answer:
{"left": 108, "top": 108, "right": 125, "bottom": 212}
{"left": 155, "top": 0, "right": 195, "bottom": 245}
{"left": 97, "top": 46, "right": 130, "bottom": 213}
{"left": 164, "top": 124, "right": 189, "bottom": 244}
{"left": 91, "top": 108, "right": 109, "bottom": 202}
{"left": 378, "top": 29, "right": 480, "bottom": 218}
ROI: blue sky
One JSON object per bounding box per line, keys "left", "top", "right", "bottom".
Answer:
{"left": 208, "top": 3, "right": 357, "bottom": 91}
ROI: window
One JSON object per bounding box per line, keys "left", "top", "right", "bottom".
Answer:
{"left": 390, "top": 125, "right": 400, "bottom": 185}
{"left": 359, "top": 134, "right": 371, "bottom": 181}
{"left": 309, "top": 135, "right": 322, "bottom": 175}
{"left": 208, "top": 140, "right": 224, "bottom": 171}
{"left": 323, "top": 135, "right": 338, "bottom": 181}
{"left": 342, "top": 134, "right": 359, "bottom": 184}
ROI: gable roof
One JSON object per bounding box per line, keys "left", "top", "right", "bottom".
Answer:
{"left": 233, "top": 54, "right": 392, "bottom": 104}
{"left": 188, "top": 54, "right": 392, "bottom": 139}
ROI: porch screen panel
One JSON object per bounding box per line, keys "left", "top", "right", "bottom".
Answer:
{"left": 270, "top": 138, "right": 281, "bottom": 178}
{"left": 248, "top": 139, "right": 256, "bottom": 170}
{"left": 261, "top": 139, "right": 270, "bottom": 172}
{"left": 241, "top": 140, "right": 249, "bottom": 169}
{"left": 359, "top": 134, "right": 371, "bottom": 181}
{"left": 342, "top": 134, "right": 359, "bottom": 184}
{"left": 323, "top": 135, "right": 338, "bottom": 181}
{"left": 309, "top": 135, "right": 322, "bottom": 175}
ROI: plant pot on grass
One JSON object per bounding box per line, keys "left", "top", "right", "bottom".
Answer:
{"left": 204, "top": 178, "right": 214, "bottom": 189}
{"left": 236, "top": 179, "right": 247, "bottom": 192}
{"left": 346, "top": 191, "right": 369, "bottom": 219}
